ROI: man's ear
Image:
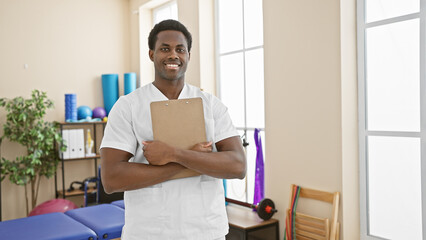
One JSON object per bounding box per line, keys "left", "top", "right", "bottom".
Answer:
{"left": 149, "top": 49, "right": 154, "bottom": 61}
{"left": 188, "top": 52, "right": 191, "bottom": 61}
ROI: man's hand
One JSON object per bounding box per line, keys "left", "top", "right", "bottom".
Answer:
{"left": 142, "top": 141, "right": 176, "bottom": 165}
{"left": 142, "top": 141, "right": 213, "bottom": 166}
{"left": 191, "top": 141, "right": 213, "bottom": 153}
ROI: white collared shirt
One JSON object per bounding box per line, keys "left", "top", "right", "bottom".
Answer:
{"left": 101, "top": 83, "right": 239, "bottom": 240}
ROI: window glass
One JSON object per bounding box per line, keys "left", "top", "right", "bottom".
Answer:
{"left": 153, "top": 1, "right": 178, "bottom": 24}
{"left": 244, "top": 0, "right": 263, "bottom": 48}
{"left": 217, "top": 0, "right": 264, "bottom": 204}
{"left": 218, "top": 0, "right": 244, "bottom": 53}
{"left": 245, "top": 49, "right": 265, "bottom": 128}
{"left": 365, "top": 0, "right": 419, "bottom": 23}
{"left": 368, "top": 136, "right": 422, "bottom": 239}
{"left": 359, "top": 0, "right": 424, "bottom": 239}
{"left": 366, "top": 19, "right": 420, "bottom": 132}
{"left": 219, "top": 53, "right": 245, "bottom": 127}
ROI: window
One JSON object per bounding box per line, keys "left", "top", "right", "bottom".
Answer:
{"left": 216, "top": 0, "right": 265, "bottom": 203}
{"left": 358, "top": 0, "right": 424, "bottom": 239}
{"left": 138, "top": 0, "right": 178, "bottom": 87}
{"left": 153, "top": 1, "right": 178, "bottom": 24}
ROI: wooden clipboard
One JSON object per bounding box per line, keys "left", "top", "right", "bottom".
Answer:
{"left": 150, "top": 97, "right": 206, "bottom": 180}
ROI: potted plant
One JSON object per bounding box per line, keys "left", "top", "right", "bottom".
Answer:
{"left": 0, "top": 90, "right": 66, "bottom": 215}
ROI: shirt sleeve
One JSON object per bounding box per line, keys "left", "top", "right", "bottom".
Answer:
{"left": 212, "top": 96, "right": 239, "bottom": 143}
{"left": 100, "top": 96, "right": 137, "bottom": 155}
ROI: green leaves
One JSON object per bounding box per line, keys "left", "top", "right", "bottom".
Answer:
{"left": 0, "top": 89, "right": 64, "bottom": 190}
{"left": 1, "top": 156, "right": 31, "bottom": 186}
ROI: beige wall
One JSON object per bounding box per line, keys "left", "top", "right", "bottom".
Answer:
{"left": 263, "top": 0, "right": 358, "bottom": 239}
{"left": 0, "top": 0, "right": 130, "bottom": 220}
{"left": 0, "top": 1, "right": 359, "bottom": 239}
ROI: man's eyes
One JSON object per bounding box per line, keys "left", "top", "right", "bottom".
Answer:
{"left": 159, "top": 48, "right": 186, "bottom": 53}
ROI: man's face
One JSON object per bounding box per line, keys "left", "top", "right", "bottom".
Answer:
{"left": 149, "top": 30, "right": 190, "bottom": 82}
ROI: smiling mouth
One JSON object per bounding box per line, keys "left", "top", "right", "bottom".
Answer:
{"left": 165, "top": 63, "right": 180, "bottom": 70}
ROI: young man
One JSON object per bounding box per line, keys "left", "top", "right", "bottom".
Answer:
{"left": 100, "top": 19, "right": 246, "bottom": 240}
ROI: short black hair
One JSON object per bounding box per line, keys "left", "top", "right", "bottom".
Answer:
{"left": 148, "top": 19, "right": 192, "bottom": 52}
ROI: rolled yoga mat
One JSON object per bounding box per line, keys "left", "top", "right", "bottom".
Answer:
{"left": 65, "top": 94, "right": 77, "bottom": 122}
{"left": 124, "top": 72, "right": 136, "bottom": 95}
{"left": 102, "top": 74, "right": 119, "bottom": 115}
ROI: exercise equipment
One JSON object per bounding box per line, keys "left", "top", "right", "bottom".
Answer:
{"left": 124, "top": 72, "right": 137, "bottom": 95}
{"left": 28, "top": 199, "right": 78, "bottom": 216}
{"left": 67, "top": 177, "right": 97, "bottom": 193}
{"left": 77, "top": 105, "right": 93, "bottom": 120}
{"left": 225, "top": 197, "right": 277, "bottom": 220}
{"left": 93, "top": 107, "right": 107, "bottom": 119}
{"left": 102, "top": 73, "right": 119, "bottom": 115}
{"left": 65, "top": 94, "right": 77, "bottom": 121}
{"left": 253, "top": 128, "right": 265, "bottom": 205}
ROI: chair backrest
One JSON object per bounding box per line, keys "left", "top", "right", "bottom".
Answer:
{"left": 285, "top": 184, "right": 340, "bottom": 240}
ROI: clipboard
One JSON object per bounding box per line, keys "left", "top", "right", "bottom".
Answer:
{"left": 150, "top": 97, "right": 206, "bottom": 179}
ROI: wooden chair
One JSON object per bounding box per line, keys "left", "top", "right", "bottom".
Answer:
{"left": 285, "top": 184, "right": 340, "bottom": 240}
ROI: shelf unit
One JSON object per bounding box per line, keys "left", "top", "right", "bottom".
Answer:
{"left": 55, "top": 121, "right": 106, "bottom": 198}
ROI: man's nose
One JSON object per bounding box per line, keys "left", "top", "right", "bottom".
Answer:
{"left": 168, "top": 49, "right": 179, "bottom": 59}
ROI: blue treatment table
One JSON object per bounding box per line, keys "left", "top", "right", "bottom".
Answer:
{"left": 111, "top": 200, "right": 124, "bottom": 209}
{"left": 65, "top": 204, "right": 124, "bottom": 239}
{"left": 0, "top": 212, "right": 97, "bottom": 240}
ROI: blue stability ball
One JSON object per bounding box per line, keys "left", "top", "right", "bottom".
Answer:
{"left": 77, "top": 105, "right": 93, "bottom": 120}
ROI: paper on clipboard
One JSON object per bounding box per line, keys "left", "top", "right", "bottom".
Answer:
{"left": 150, "top": 97, "right": 206, "bottom": 179}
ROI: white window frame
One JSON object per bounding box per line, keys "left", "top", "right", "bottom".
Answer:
{"left": 215, "top": 0, "right": 265, "bottom": 203}
{"left": 152, "top": 0, "right": 178, "bottom": 24}
{"left": 357, "top": 0, "right": 426, "bottom": 239}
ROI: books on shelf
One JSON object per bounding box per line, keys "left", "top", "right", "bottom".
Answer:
{"left": 61, "top": 129, "right": 85, "bottom": 159}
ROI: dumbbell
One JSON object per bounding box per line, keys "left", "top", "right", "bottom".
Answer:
{"left": 225, "top": 197, "right": 277, "bottom": 220}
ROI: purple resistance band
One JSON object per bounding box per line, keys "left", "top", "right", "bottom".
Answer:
{"left": 253, "top": 128, "right": 264, "bottom": 206}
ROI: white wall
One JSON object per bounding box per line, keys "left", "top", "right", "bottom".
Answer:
{"left": 340, "top": 0, "right": 360, "bottom": 238}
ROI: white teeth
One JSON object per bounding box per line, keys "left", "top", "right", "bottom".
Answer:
{"left": 167, "top": 64, "right": 178, "bottom": 68}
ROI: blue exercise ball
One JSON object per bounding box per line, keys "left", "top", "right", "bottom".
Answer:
{"left": 77, "top": 105, "right": 93, "bottom": 120}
